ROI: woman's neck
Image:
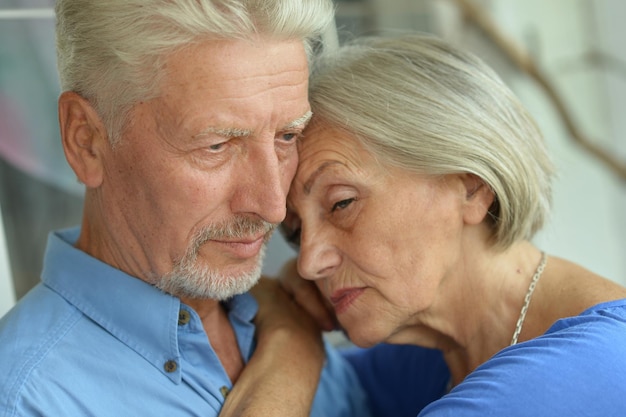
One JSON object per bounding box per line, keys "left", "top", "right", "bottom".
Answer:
{"left": 440, "top": 250, "right": 626, "bottom": 385}
{"left": 423, "top": 241, "right": 546, "bottom": 384}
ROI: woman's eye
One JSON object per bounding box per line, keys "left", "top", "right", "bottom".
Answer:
{"left": 331, "top": 198, "right": 356, "bottom": 212}
{"left": 280, "top": 222, "right": 301, "bottom": 249}
{"left": 287, "top": 227, "right": 301, "bottom": 248}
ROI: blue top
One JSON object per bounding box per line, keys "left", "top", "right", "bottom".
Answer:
{"left": 0, "top": 227, "right": 371, "bottom": 417}
{"left": 418, "top": 298, "right": 626, "bottom": 416}
{"left": 343, "top": 344, "right": 450, "bottom": 417}
{"left": 349, "top": 298, "right": 626, "bottom": 417}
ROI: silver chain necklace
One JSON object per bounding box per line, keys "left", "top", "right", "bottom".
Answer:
{"left": 510, "top": 252, "right": 547, "bottom": 346}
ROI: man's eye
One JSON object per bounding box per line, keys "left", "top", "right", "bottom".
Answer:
{"left": 280, "top": 132, "right": 301, "bottom": 142}
{"left": 331, "top": 198, "right": 356, "bottom": 212}
{"left": 208, "top": 142, "right": 225, "bottom": 151}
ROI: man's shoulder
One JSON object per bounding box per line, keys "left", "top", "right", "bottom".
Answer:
{"left": 0, "top": 284, "right": 177, "bottom": 416}
{"left": 0, "top": 284, "right": 85, "bottom": 411}
{"left": 0, "top": 283, "right": 81, "bottom": 352}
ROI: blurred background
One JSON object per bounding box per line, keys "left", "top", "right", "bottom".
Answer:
{"left": 1, "top": 0, "right": 625, "bottom": 317}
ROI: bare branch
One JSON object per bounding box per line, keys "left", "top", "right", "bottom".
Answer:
{"left": 452, "top": 0, "right": 626, "bottom": 183}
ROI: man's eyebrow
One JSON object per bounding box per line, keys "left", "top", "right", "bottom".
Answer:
{"left": 191, "top": 111, "right": 312, "bottom": 139}
{"left": 303, "top": 160, "right": 342, "bottom": 195}
{"left": 282, "top": 111, "right": 313, "bottom": 130}
{"left": 193, "top": 127, "right": 252, "bottom": 138}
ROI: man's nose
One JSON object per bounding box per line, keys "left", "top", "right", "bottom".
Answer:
{"left": 231, "top": 142, "right": 293, "bottom": 225}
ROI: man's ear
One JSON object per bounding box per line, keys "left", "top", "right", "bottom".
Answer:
{"left": 58, "top": 91, "right": 108, "bottom": 188}
{"left": 460, "top": 173, "right": 495, "bottom": 225}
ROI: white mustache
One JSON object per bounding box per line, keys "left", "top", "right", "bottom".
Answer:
{"left": 194, "top": 217, "right": 277, "bottom": 246}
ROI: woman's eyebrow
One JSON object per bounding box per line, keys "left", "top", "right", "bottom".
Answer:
{"left": 303, "top": 161, "right": 342, "bottom": 195}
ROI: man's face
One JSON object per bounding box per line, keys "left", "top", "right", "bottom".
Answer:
{"left": 96, "top": 37, "right": 310, "bottom": 299}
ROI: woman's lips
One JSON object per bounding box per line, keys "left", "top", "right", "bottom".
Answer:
{"left": 329, "top": 287, "right": 365, "bottom": 314}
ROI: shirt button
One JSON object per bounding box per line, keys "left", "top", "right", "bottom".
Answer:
{"left": 164, "top": 360, "right": 178, "bottom": 373}
{"left": 220, "top": 386, "right": 230, "bottom": 398}
{"left": 178, "top": 310, "right": 191, "bottom": 325}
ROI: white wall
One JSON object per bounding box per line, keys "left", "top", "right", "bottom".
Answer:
{"left": 435, "top": 0, "right": 626, "bottom": 285}
{"left": 264, "top": 0, "right": 626, "bottom": 286}
{"left": 0, "top": 201, "right": 16, "bottom": 316}
{"left": 492, "top": 0, "right": 626, "bottom": 285}
{"left": 1, "top": 1, "right": 623, "bottom": 296}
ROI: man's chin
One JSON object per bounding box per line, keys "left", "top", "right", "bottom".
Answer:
{"left": 160, "top": 255, "right": 265, "bottom": 300}
{"left": 208, "top": 268, "right": 263, "bottom": 301}
{"left": 158, "top": 238, "right": 269, "bottom": 300}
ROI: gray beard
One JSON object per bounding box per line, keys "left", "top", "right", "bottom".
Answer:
{"left": 155, "top": 216, "right": 276, "bottom": 300}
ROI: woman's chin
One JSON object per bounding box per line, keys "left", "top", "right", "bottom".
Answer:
{"left": 342, "top": 324, "right": 388, "bottom": 348}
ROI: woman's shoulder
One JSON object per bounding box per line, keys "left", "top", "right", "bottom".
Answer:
{"left": 504, "top": 297, "right": 626, "bottom": 366}
{"left": 419, "top": 306, "right": 626, "bottom": 416}
{"left": 580, "top": 297, "right": 626, "bottom": 315}
{"left": 547, "top": 297, "right": 626, "bottom": 338}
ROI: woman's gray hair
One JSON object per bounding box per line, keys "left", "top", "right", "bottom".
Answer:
{"left": 308, "top": 34, "right": 555, "bottom": 249}
{"left": 55, "top": 0, "right": 334, "bottom": 143}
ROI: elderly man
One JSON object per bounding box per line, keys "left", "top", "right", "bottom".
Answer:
{"left": 0, "top": 1, "right": 375, "bottom": 416}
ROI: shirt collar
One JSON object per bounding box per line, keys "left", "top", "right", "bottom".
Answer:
{"left": 42, "top": 227, "right": 258, "bottom": 383}
{"left": 223, "top": 292, "right": 258, "bottom": 361}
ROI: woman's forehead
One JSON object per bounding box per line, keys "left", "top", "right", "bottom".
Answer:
{"left": 299, "top": 122, "right": 372, "bottom": 168}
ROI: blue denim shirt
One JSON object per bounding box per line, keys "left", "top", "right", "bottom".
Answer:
{"left": 0, "top": 227, "right": 371, "bottom": 417}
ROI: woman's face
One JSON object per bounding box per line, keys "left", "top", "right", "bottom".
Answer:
{"left": 285, "top": 121, "right": 474, "bottom": 347}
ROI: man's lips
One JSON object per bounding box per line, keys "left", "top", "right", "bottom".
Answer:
{"left": 329, "top": 287, "right": 365, "bottom": 314}
{"left": 211, "top": 235, "right": 265, "bottom": 259}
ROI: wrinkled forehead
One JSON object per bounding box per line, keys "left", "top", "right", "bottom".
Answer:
{"left": 150, "top": 37, "right": 311, "bottom": 137}
{"left": 295, "top": 122, "right": 361, "bottom": 181}
{"left": 161, "top": 37, "right": 310, "bottom": 96}
{"left": 298, "top": 119, "right": 375, "bottom": 165}
{"left": 288, "top": 121, "right": 383, "bottom": 210}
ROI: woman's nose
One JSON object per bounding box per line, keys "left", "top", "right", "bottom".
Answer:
{"left": 297, "top": 227, "right": 342, "bottom": 281}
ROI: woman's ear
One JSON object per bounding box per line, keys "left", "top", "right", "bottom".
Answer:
{"left": 460, "top": 173, "right": 495, "bottom": 225}
{"left": 58, "top": 91, "right": 108, "bottom": 188}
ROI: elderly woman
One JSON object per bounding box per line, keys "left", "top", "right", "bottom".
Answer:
{"left": 239, "top": 33, "right": 626, "bottom": 416}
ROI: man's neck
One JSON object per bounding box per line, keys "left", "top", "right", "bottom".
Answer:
{"left": 183, "top": 297, "right": 244, "bottom": 383}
